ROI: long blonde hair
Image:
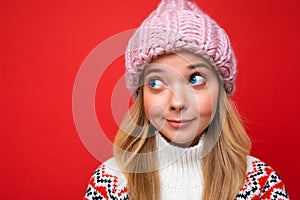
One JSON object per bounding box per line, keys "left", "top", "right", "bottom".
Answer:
{"left": 114, "top": 84, "right": 251, "bottom": 199}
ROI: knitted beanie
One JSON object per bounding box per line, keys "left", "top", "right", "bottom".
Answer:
{"left": 125, "top": 0, "right": 237, "bottom": 98}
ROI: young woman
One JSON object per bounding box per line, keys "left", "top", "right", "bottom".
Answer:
{"left": 84, "top": 0, "right": 289, "bottom": 199}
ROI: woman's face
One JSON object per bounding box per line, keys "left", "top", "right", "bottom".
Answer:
{"left": 143, "top": 52, "right": 219, "bottom": 146}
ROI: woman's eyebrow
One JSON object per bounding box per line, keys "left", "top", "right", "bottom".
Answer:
{"left": 144, "top": 67, "right": 165, "bottom": 77}
{"left": 144, "top": 63, "right": 209, "bottom": 77}
{"left": 187, "top": 63, "right": 210, "bottom": 69}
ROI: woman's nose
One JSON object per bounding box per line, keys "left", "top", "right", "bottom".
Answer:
{"left": 168, "top": 85, "right": 188, "bottom": 112}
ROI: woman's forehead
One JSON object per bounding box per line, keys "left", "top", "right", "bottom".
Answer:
{"left": 144, "top": 53, "right": 212, "bottom": 76}
{"left": 150, "top": 52, "right": 209, "bottom": 66}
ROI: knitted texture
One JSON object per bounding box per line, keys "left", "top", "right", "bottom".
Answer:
{"left": 84, "top": 158, "right": 289, "bottom": 200}
{"left": 125, "top": 0, "right": 237, "bottom": 98}
{"left": 85, "top": 134, "right": 289, "bottom": 200}
{"left": 84, "top": 156, "right": 289, "bottom": 200}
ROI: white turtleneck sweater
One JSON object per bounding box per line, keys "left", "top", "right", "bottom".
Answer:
{"left": 84, "top": 133, "right": 289, "bottom": 200}
{"left": 156, "top": 132, "right": 204, "bottom": 199}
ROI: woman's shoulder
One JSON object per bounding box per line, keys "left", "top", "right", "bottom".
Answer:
{"left": 236, "top": 155, "right": 289, "bottom": 199}
{"left": 84, "top": 158, "right": 129, "bottom": 200}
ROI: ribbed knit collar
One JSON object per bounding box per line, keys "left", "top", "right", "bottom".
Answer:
{"left": 155, "top": 130, "right": 205, "bottom": 190}
{"left": 156, "top": 130, "right": 205, "bottom": 168}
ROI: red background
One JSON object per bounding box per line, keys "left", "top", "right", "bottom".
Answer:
{"left": 1, "top": 0, "right": 299, "bottom": 199}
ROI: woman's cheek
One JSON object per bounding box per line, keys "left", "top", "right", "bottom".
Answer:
{"left": 144, "top": 93, "right": 165, "bottom": 119}
{"left": 197, "top": 87, "right": 219, "bottom": 121}
{"left": 196, "top": 92, "right": 214, "bottom": 117}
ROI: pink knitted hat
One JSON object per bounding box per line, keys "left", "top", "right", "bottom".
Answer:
{"left": 125, "top": 0, "right": 237, "bottom": 98}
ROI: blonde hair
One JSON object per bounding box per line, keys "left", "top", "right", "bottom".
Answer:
{"left": 114, "top": 85, "right": 251, "bottom": 200}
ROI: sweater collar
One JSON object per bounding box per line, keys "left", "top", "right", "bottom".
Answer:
{"left": 155, "top": 130, "right": 205, "bottom": 169}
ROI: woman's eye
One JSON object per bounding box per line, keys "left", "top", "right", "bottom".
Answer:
{"left": 149, "top": 78, "right": 164, "bottom": 89}
{"left": 189, "top": 73, "right": 206, "bottom": 86}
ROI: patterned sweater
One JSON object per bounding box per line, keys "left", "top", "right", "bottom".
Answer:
{"left": 84, "top": 134, "right": 289, "bottom": 200}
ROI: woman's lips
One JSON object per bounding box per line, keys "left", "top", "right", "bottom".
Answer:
{"left": 166, "top": 118, "right": 195, "bottom": 128}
